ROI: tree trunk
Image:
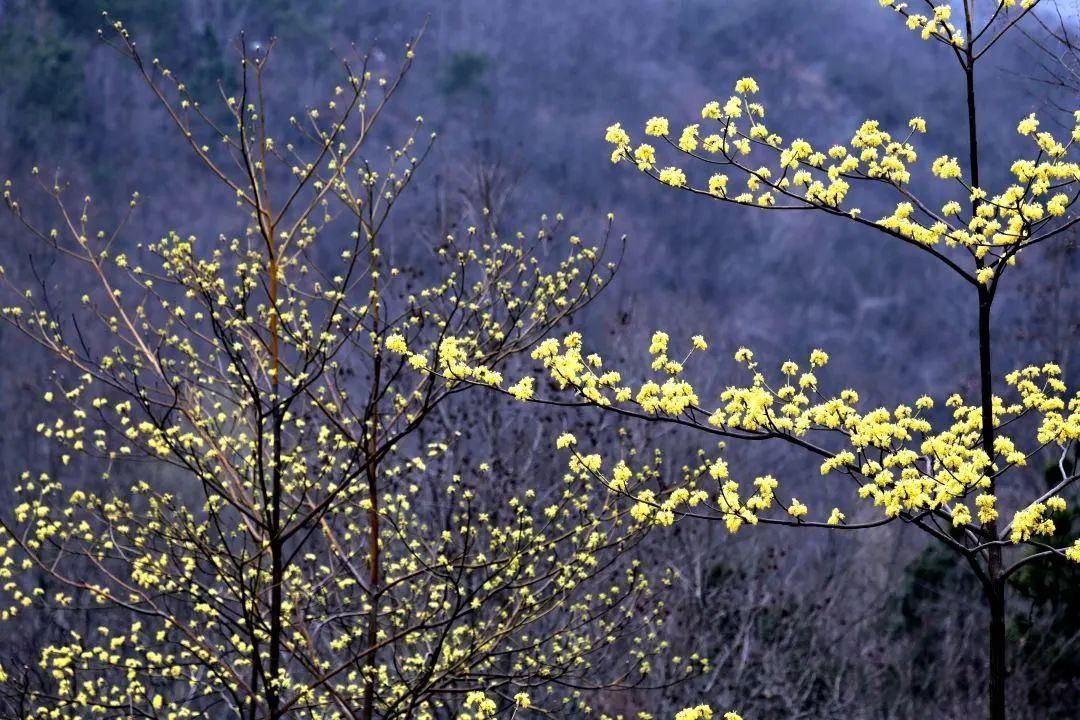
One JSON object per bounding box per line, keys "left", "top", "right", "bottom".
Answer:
{"left": 978, "top": 289, "right": 1006, "bottom": 720}
{"left": 987, "top": 575, "right": 1007, "bottom": 720}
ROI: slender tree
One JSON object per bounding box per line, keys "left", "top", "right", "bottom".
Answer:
{"left": 428, "top": 3, "right": 1080, "bottom": 719}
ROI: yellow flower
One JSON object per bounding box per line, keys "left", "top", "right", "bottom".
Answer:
{"left": 932, "top": 155, "right": 963, "bottom": 180}
{"left": 634, "top": 144, "right": 657, "bottom": 170}
{"left": 708, "top": 174, "right": 729, "bottom": 196}
{"left": 734, "top": 77, "right": 759, "bottom": 94}
{"left": 508, "top": 377, "right": 535, "bottom": 401}
{"left": 675, "top": 705, "right": 714, "bottom": 720}
{"left": 976, "top": 494, "right": 999, "bottom": 523}
{"left": 611, "top": 461, "right": 632, "bottom": 492}
{"left": 649, "top": 331, "right": 670, "bottom": 355}
{"left": 1047, "top": 194, "right": 1069, "bottom": 216}
{"left": 645, "top": 116, "right": 670, "bottom": 137}
{"left": 605, "top": 122, "right": 630, "bottom": 145}
{"left": 384, "top": 333, "right": 408, "bottom": 354}
{"left": 1017, "top": 113, "right": 1039, "bottom": 136}
{"left": 555, "top": 432, "right": 577, "bottom": 449}
{"left": 678, "top": 124, "right": 700, "bottom": 152}
{"left": 659, "top": 167, "right": 687, "bottom": 187}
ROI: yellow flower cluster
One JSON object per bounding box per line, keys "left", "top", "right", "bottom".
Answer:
{"left": 536, "top": 331, "right": 1080, "bottom": 556}
{"left": 879, "top": 1, "right": 966, "bottom": 47}
{"left": 603, "top": 73, "right": 1080, "bottom": 289}
{"left": 674, "top": 705, "right": 743, "bottom": 720}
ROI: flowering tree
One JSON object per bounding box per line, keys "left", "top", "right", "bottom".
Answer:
{"left": 425, "top": 2, "right": 1080, "bottom": 719}
{"left": 0, "top": 16, "right": 696, "bottom": 720}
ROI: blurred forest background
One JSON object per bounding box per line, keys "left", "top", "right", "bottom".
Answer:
{"left": 0, "top": 0, "right": 1078, "bottom": 717}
